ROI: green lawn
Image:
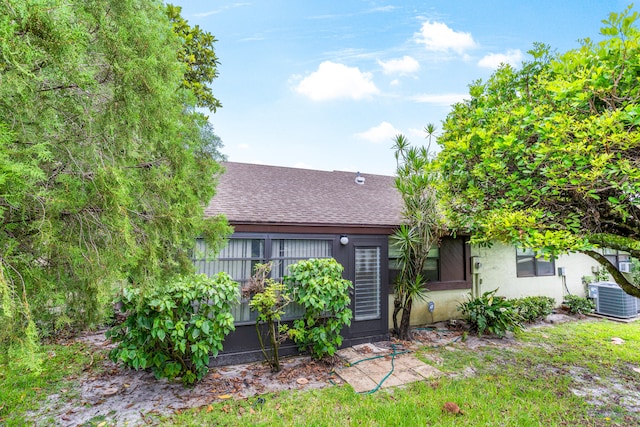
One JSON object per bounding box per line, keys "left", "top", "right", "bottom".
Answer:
{"left": 2, "top": 318, "right": 639, "bottom": 426}
{"left": 169, "top": 319, "right": 640, "bottom": 427}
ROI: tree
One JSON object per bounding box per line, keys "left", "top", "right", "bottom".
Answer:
{"left": 436, "top": 6, "right": 640, "bottom": 297}
{"left": 247, "top": 263, "right": 291, "bottom": 372}
{"left": 166, "top": 4, "right": 222, "bottom": 113}
{"left": 391, "top": 131, "right": 446, "bottom": 340}
{"left": 0, "top": 0, "right": 231, "bottom": 363}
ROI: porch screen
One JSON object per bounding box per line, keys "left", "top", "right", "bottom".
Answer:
{"left": 194, "top": 238, "right": 264, "bottom": 286}
{"left": 194, "top": 238, "right": 265, "bottom": 322}
{"left": 354, "top": 247, "right": 381, "bottom": 321}
{"left": 271, "top": 239, "right": 332, "bottom": 319}
{"left": 270, "top": 239, "right": 332, "bottom": 280}
{"left": 194, "top": 238, "right": 332, "bottom": 323}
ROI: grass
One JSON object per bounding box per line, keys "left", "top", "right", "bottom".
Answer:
{"left": 2, "top": 318, "right": 639, "bottom": 426}
{"left": 0, "top": 342, "right": 95, "bottom": 426}
{"left": 168, "top": 319, "right": 640, "bottom": 426}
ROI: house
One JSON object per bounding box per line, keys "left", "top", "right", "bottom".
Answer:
{"left": 197, "top": 162, "right": 600, "bottom": 364}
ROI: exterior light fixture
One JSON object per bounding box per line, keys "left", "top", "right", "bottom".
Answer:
{"left": 339, "top": 235, "right": 349, "bottom": 245}
{"left": 355, "top": 171, "right": 365, "bottom": 185}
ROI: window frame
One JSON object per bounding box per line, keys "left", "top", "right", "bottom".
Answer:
{"left": 387, "top": 235, "right": 471, "bottom": 292}
{"left": 516, "top": 247, "right": 556, "bottom": 278}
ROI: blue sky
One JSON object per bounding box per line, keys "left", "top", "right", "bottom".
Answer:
{"left": 172, "top": 1, "right": 632, "bottom": 176}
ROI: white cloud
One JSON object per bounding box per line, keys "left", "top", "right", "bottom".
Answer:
{"left": 355, "top": 121, "right": 401, "bottom": 144}
{"left": 390, "top": 79, "right": 400, "bottom": 86}
{"left": 414, "top": 21, "right": 477, "bottom": 54}
{"left": 478, "top": 49, "right": 523, "bottom": 69}
{"left": 194, "top": 3, "right": 250, "bottom": 17}
{"left": 295, "top": 61, "right": 380, "bottom": 101}
{"left": 407, "top": 128, "right": 426, "bottom": 140}
{"left": 411, "top": 93, "right": 469, "bottom": 106}
{"left": 377, "top": 56, "right": 420, "bottom": 75}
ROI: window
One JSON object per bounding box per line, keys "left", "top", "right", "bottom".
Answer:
{"left": 194, "top": 238, "right": 265, "bottom": 287}
{"left": 354, "top": 247, "right": 381, "bottom": 321}
{"left": 270, "top": 239, "right": 332, "bottom": 281}
{"left": 388, "top": 243, "right": 439, "bottom": 282}
{"left": 194, "top": 237, "right": 332, "bottom": 324}
{"left": 270, "top": 239, "right": 332, "bottom": 319}
{"left": 602, "top": 248, "right": 631, "bottom": 271}
{"left": 388, "top": 236, "right": 470, "bottom": 290}
{"left": 516, "top": 248, "right": 555, "bottom": 277}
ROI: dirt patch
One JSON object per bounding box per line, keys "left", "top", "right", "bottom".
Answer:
{"left": 28, "top": 314, "right": 640, "bottom": 426}
{"left": 30, "top": 331, "right": 345, "bottom": 426}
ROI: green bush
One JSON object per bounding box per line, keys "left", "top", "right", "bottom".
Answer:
{"left": 106, "top": 273, "right": 238, "bottom": 385}
{"left": 284, "top": 258, "right": 353, "bottom": 359}
{"left": 459, "top": 289, "right": 522, "bottom": 337}
{"left": 248, "top": 263, "right": 291, "bottom": 372}
{"left": 511, "top": 296, "right": 555, "bottom": 323}
{"left": 564, "top": 295, "right": 595, "bottom": 315}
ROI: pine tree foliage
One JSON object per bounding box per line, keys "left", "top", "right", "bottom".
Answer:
{"left": 0, "top": 0, "right": 231, "bottom": 361}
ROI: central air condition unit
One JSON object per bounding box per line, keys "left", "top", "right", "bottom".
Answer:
{"left": 588, "top": 282, "right": 639, "bottom": 318}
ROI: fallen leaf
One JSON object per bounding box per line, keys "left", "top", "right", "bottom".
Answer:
{"left": 102, "top": 387, "right": 119, "bottom": 396}
{"left": 296, "top": 378, "right": 309, "bottom": 385}
{"left": 222, "top": 405, "right": 231, "bottom": 413}
{"left": 206, "top": 405, "right": 214, "bottom": 413}
{"left": 442, "top": 402, "right": 464, "bottom": 415}
{"left": 611, "top": 337, "right": 625, "bottom": 345}
{"left": 217, "top": 394, "right": 232, "bottom": 400}
{"left": 212, "top": 373, "right": 222, "bottom": 379}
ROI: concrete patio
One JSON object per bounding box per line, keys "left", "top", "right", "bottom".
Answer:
{"left": 335, "top": 343, "right": 442, "bottom": 393}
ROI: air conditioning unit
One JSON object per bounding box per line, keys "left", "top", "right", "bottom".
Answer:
{"left": 588, "top": 282, "right": 639, "bottom": 318}
{"left": 619, "top": 262, "right": 632, "bottom": 273}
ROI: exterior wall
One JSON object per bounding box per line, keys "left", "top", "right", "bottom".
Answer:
{"left": 472, "top": 243, "right": 599, "bottom": 304}
{"left": 198, "top": 231, "right": 390, "bottom": 365}
{"left": 387, "top": 235, "right": 472, "bottom": 327}
{"left": 388, "top": 289, "right": 470, "bottom": 326}
{"left": 388, "top": 242, "right": 600, "bottom": 327}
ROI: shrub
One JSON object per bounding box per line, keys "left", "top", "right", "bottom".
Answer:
{"left": 511, "top": 296, "right": 555, "bottom": 323}
{"left": 284, "top": 258, "right": 353, "bottom": 359}
{"left": 106, "top": 273, "right": 238, "bottom": 385}
{"left": 459, "top": 289, "right": 522, "bottom": 337}
{"left": 564, "top": 295, "right": 595, "bottom": 315}
{"left": 248, "top": 263, "right": 291, "bottom": 372}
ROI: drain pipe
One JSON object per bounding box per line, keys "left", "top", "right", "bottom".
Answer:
{"left": 471, "top": 257, "right": 482, "bottom": 298}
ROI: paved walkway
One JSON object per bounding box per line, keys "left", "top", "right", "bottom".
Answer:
{"left": 335, "top": 343, "right": 442, "bottom": 393}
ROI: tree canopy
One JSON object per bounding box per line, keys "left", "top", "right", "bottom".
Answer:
{"left": 436, "top": 6, "right": 640, "bottom": 296}
{"left": 0, "top": 0, "right": 230, "bottom": 361}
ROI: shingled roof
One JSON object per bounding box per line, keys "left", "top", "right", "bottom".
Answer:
{"left": 205, "top": 162, "right": 403, "bottom": 230}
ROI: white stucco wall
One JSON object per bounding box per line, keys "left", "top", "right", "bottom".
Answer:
{"left": 389, "top": 242, "right": 600, "bottom": 327}
{"left": 472, "top": 243, "right": 598, "bottom": 303}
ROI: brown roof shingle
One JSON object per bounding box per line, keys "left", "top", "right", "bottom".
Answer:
{"left": 205, "top": 162, "right": 403, "bottom": 228}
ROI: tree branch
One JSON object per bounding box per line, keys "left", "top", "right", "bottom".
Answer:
{"left": 582, "top": 249, "right": 640, "bottom": 298}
